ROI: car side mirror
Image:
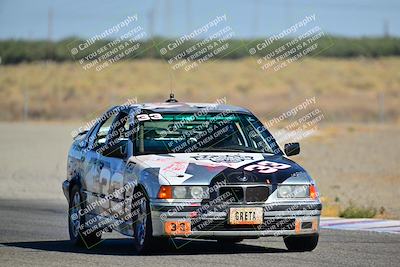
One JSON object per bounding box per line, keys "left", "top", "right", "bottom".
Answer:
{"left": 102, "top": 140, "right": 128, "bottom": 159}
{"left": 119, "top": 145, "right": 128, "bottom": 159}
{"left": 284, "top": 143, "right": 300, "bottom": 156}
{"left": 78, "top": 140, "right": 88, "bottom": 149}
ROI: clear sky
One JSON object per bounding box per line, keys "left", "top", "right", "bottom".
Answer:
{"left": 0, "top": 0, "right": 399, "bottom": 40}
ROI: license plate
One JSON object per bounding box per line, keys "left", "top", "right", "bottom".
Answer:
{"left": 165, "top": 221, "right": 191, "bottom": 235}
{"left": 229, "top": 207, "right": 263, "bottom": 225}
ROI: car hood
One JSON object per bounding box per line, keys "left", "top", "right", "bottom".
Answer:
{"left": 131, "top": 152, "right": 310, "bottom": 186}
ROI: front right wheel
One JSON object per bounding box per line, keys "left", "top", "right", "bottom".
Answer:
{"left": 132, "top": 189, "right": 154, "bottom": 254}
{"left": 283, "top": 234, "right": 319, "bottom": 252}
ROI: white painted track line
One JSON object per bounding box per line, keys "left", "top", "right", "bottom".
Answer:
{"left": 321, "top": 217, "right": 400, "bottom": 234}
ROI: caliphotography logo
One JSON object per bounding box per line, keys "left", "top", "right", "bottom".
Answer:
{"left": 0, "top": 1, "right": 400, "bottom": 267}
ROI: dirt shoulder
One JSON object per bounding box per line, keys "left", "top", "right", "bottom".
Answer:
{"left": 289, "top": 123, "right": 400, "bottom": 218}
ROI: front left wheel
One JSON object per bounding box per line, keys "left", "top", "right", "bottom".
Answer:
{"left": 68, "top": 185, "right": 102, "bottom": 247}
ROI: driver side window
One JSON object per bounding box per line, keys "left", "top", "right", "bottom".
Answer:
{"left": 92, "top": 112, "right": 117, "bottom": 151}
{"left": 102, "top": 110, "right": 131, "bottom": 159}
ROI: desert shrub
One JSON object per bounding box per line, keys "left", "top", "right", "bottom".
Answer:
{"left": 339, "top": 202, "right": 377, "bottom": 218}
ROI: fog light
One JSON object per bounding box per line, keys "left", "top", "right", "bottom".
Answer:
{"left": 295, "top": 219, "right": 301, "bottom": 233}
{"left": 312, "top": 219, "right": 318, "bottom": 231}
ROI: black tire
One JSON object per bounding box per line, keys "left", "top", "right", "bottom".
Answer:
{"left": 283, "top": 234, "right": 319, "bottom": 252}
{"left": 132, "top": 188, "right": 154, "bottom": 254}
{"left": 68, "top": 185, "right": 102, "bottom": 248}
{"left": 216, "top": 238, "right": 244, "bottom": 244}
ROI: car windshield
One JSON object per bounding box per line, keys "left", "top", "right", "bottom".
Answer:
{"left": 135, "top": 112, "right": 281, "bottom": 155}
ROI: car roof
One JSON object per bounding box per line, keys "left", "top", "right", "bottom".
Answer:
{"left": 119, "top": 102, "right": 252, "bottom": 114}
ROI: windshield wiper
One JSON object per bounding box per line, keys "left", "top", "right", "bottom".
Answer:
{"left": 199, "top": 147, "right": 245, "bottom": 152}
{"left": 223, "top": 145, "right": 276, "bottom": 154}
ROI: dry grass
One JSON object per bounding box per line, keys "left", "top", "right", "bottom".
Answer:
{"left": 0, "top": 57, "right": 399, "bottom": 121}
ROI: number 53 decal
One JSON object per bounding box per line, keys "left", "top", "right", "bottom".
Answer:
{"left": 136, "top": 113, "right": 163, "bottom": 121}
{"left": 244, "top": 160, "right": 291, "bottom": 174}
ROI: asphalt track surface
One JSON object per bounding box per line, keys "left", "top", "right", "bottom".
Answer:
{"left": 1, "top": 199, "right": 399, "bottom": 266}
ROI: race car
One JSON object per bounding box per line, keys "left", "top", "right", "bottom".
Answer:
{"left": 62, "top": 96, "right": 321, "bottom": 253}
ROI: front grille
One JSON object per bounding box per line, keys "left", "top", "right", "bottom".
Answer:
{"left": 191, "top": 218, "right": 295, "bottom": 231}
{"left": 246, "top": 186, "right": 269, "bottom": 202}
{"left": 219, "top": 187, "right": 244, "bottom": 202}
{"left": 218, "top": 185, "right": 269, "bottom": 203}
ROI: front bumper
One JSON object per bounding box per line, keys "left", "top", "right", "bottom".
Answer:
{"left": 150, "top": 200, "right": 321, "bottom": 238}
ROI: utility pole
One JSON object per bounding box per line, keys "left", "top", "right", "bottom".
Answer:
{"left": 284, "top": 0, "right": 292, "bottom": 34}
{"left": 147, "top": 7, "right": 155, "bottom": 39}
{"left": 186, "top": 0, "right": 192, "bottom": 33}
{"left": 165, "top": 0, "right": 172, "bottom": 37}
{"left": 253, "top": 0, "right": 260, "bottom": 37}
{"left": 47, "top": 7, "right": 53, "bottom": 60}
{"left": 48, "top": 7, "right": 53, "bottom": 41}
{"left": 383, "top": 19, "right": 390, "bottom": 38}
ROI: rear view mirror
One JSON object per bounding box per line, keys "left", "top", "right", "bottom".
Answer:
{"left": 284, "top": 143, "right": 300, "bottom": 156}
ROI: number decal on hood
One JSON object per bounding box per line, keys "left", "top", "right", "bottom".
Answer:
{"left": 244, "top": 160, "right": 291, "bottom": 174}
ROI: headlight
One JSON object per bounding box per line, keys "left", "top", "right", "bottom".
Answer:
{"left": 190, "top": 186, "right": 204, "bottom": 199}
{"left": 173, "top": 186, "right": 187, "bottom": 198}
{"left": 158, "top": 186, "right": 209, "bottom": 199}
{"left": 277, "top": 185, "right": 311, "bottom": 198}
{"left": 277, "top": 185, "right": 293, "bottom": 198}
